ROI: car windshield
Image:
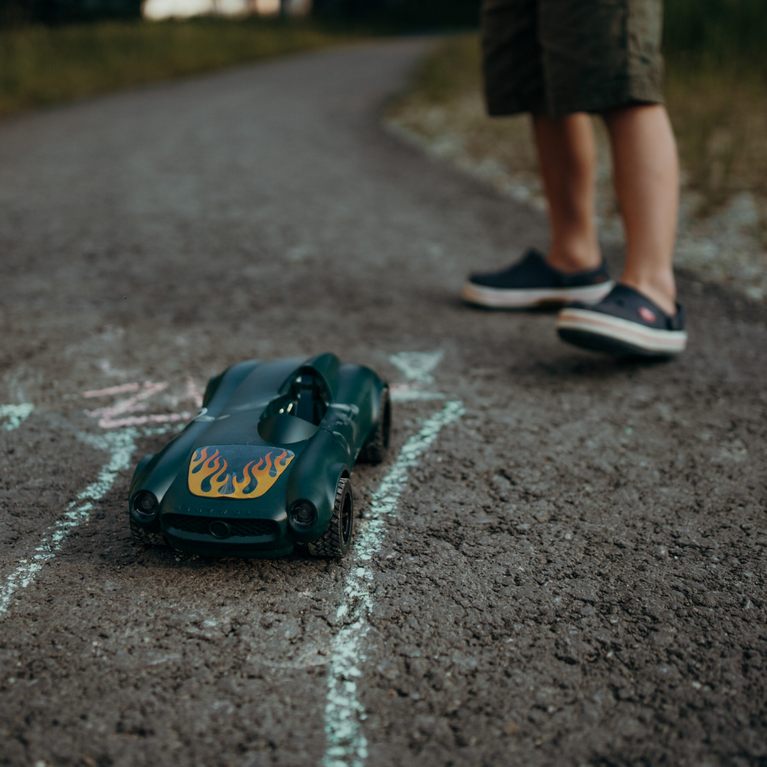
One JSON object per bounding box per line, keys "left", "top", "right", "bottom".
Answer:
{"left": 260, "top": 369, "right": 330, "bottom": 427}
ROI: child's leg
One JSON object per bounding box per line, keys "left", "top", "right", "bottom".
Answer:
{"left": 602, "top": 103, "right": 679, "bottom": 315}
{"left": 532, "top": 113, "right": 602, "bottom": 273}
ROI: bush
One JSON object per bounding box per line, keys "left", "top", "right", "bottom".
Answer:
{"left": 313, "top": 0, "right": 480, "bottom": 28}
{"left": 664, "top": 0, "right": 766, "bottom": 78}
{"left": 0, "top": 17, "right": 361, "bottom": 115}
{"left": 2, "top": 0, "right": 142, "bottom": 26}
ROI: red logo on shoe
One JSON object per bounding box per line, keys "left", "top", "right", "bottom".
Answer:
{"left": 638, "top": 307, "right": 656, "bottom": 323}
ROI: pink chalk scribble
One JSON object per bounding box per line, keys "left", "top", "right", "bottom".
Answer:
{"left": 83, "top": 378, "right": 201, "bottom": 430}
{"left": 185, "top": 376, "right": 203, "bottom": 409}
{"left": 95, "top": 413, "right": 191, "bottom": 429}
{"left": 83, "top": 382, "right": 140, "bottom": 398}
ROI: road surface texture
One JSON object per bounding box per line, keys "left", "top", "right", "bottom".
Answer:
{"left": 1, "top": 39, "right": 766, "bottom": 767}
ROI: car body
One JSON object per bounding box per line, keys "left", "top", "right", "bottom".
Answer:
{"left": 128, "top": 353, "right": 390, "bottom": 558}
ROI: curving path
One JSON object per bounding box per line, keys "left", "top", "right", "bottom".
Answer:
{"left": 1, "top": 39, "right": 766, "bottom": 767}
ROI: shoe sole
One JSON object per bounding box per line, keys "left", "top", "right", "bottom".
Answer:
{"left": 556, "top": 308, "right": 687, "bottom": 356}
{"left": 461, "top": 281, "right": 614, "bottom": 309}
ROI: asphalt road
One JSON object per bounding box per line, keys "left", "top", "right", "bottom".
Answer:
{"left": 1, "top": 39, "right": 766, "bottom": 767}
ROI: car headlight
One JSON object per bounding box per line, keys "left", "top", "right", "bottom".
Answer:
{"left": 289, "top": 500, "right": 317, "bottom": 529}
{"left": 132, "top": 491, "right": 159, "bottom": 521}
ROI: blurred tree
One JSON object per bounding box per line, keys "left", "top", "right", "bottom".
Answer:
{"left": 312, "top": 0, "right": 479, "bottom": 27}
{"left": 664, "top": 0, "right": 765, "bottom": 75}
{"left": 1, "top": 0, "right": 143, "bottom": 25}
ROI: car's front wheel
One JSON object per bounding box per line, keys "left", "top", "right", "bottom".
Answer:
{"left": 308, "top": 477, "right": 354, "bottom": 558}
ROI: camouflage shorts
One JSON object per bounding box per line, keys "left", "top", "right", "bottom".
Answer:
{"left": 481, "top": 0, "right": 665, "bottom": 116}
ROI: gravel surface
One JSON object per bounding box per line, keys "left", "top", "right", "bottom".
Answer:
{"left": 1, "top": 39, "right": 766, "bottom": 767}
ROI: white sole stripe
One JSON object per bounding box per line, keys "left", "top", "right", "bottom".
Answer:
{"left": 557, "top": 309, "right": 687, "bottom": 352}
{"left": 462, "top": 281, "right": 614, "bottom": 308}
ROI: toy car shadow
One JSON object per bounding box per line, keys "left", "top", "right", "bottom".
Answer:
{"left": 128, "top": 353, "right": 391, "bottom": 558}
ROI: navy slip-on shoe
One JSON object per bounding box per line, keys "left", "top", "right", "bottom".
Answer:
{"left": 556, "top": 284, "right": 687, "bottom": 357}
{"left": 461, "top": 249, "right": 613, "bottom": 309}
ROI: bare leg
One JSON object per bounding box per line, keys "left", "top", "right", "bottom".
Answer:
{"left": 602, "top": 104, "right": 679, "bottom": 315}
{"left": 532, "top": 113, "right": 602, "bottom": 273}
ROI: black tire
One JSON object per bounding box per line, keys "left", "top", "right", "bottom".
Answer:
{"left": 357, "top": 387, "right": 391, "bottom": 464}
{"left": 308, "top": 477, "right": 354, "bottom": 558}
{"left": 129, "top": 516, "right": 167, "bottom": 548}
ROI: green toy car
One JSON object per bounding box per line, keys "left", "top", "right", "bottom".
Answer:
{"left": 128, "top": 353, "right": 391, "bottom": 558}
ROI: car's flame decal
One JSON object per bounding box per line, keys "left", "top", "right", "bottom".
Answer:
{"left": 188, "top": 446, "right": 294, "bottom": 499}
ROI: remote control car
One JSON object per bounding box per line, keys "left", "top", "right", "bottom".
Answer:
{"left": 128, "top": 353, "right": 390, "bottom": 558}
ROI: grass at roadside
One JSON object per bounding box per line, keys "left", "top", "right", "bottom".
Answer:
{"left": 390, "top": 35, "right": 539, "bottom": 176}
{"left": 387, "top": 33, "right": 767, "bottom": 214}
{"left": 664, "top": 69, "right": 767, "bottom": 213}
{"left": 0, "top": 17, "right": 363, "bottom": 117}
{"left": 386, "top": 31, "right": 767, "bottom": 298}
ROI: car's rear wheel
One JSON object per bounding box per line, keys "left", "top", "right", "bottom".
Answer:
{"left": 129, "top": 516, "right": 168, "bottom": 548}
{"left": 308, "top": 477, "right": 353, "bottom": 558}
{"left": 358, "top": 387, "right": 391, "bottom": 464}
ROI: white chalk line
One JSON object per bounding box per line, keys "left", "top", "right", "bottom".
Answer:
{"left": 0, "top": 403, "right": 34, "bottom": 432}
{"left": 3, "top": 358, "right": 461, "bottom": 763}
{"left": 323, "top": 399, "right": 465, "bottom": 767}
{"left": 389, "top": 351, "right": 444, "bottom": 386}
{"left": 0, "top": 423, "right": 183, "bottom": 620}
{"left": 0, "top": 371, "right": 203, "bottom": 618}
{"left": 390, "top": 386, "right": 444, "bottom": 402}
{"left": 388, "top": 352, "right": 446, "bottom": 403}
{"left": 0, "top": 429, "right": 138, "bottom": 618}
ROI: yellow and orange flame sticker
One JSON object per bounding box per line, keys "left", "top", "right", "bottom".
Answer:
{"left": 188, "top": 445, "right": 294, "bottom": 499}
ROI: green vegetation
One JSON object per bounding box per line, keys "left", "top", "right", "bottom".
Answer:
{"left": 389, "top": 0, "right": 767, "bottom": 214}
{"left": 0, "top": 17, "right": 361, "bottom": 117}
{"left": 664, "top": 0, "right": 767, "bottom": 80}
{"left": 663, "top": 0, "right": 767, "bottom": 210}
{"left": 2, "top": 1, "right": 763, "bottom": 210}
{"left": 404, "top": 33, "right": 480, "bottom": 105}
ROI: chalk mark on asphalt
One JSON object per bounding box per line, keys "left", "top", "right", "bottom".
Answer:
{"left": 82, "top": 377, "right": 202, "bottom": 429}
{"left": 389, "top": 350, "right": 443, "bottom": 386}
{"left": 0, "top": 429, "right": 138, "bottom": 618}
{"left": 2, "top": 358, "right": 465, "bottom": 767}
{"left": 389, "top": 386, "right": 445, "bottom": 402}
{"left": 323, "top": 350, "right": 463, "bottom": 767}
{"left": 1, "top": 372, "right": 198, "bottom": 619}
{"left": 389, "top": 352, "right": 447, "bottom": 403}
{"left": 83, "top": 380, "right": 194, "bottom": 429}
{"left": 0, "top": 403, "right": 34, "bottom": 432}
{"left": 389, "top": 351, "right": 443, "bottom": 386}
